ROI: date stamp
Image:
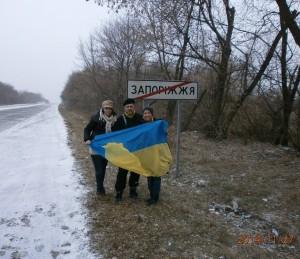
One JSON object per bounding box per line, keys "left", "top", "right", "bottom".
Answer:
{"left": 237, "top": 233, "right": 297, "bottom": 245}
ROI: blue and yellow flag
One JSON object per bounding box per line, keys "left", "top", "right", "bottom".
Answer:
{"left": 90, "top": 120, "right": 172, "bottom": 177}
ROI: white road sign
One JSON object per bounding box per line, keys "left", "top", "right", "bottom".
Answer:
{"left": 128, "top": 80, "right": 198, "bottom": 100}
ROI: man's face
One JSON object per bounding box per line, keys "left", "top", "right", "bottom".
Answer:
{"left": 124, "top": 104, "right": 135, "bottom": 115}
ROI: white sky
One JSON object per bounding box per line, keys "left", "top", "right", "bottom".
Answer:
{"left": 0, "top": 0, "right": 117, "bottom": 103}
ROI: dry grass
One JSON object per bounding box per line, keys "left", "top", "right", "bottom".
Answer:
{"left": 59, "top": 106, "right": 300, "bottom": 259}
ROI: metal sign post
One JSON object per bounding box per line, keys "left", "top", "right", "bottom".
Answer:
{"left": 175, "top": 100, "right": 181, "bottom": 177}
{"left": 128, "top": 80, "right": 198, "bottom": 176}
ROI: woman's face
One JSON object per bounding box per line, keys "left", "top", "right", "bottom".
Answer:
{"left": 103, "top": 107, "right": 113, "bottom": 116}
{"left": 143, "top": 110, "right": 153, "bottom": 121}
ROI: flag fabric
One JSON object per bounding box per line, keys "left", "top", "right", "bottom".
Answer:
{"left": 90, "top": 120, "right": 172, "bottom": 177}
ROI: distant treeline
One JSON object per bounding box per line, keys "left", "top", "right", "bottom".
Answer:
{"left": 0, "top": 81, "right": 48, "bottom": 105}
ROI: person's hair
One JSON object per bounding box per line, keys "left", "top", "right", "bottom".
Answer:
{"left": 143, "top": 107, "right": 154, "bottom": 116}
{"left": 123, "top": 98, "right": 135, "bottom": 106}
{"left": 102, "top": 100, "right": 113, "bottom": 109}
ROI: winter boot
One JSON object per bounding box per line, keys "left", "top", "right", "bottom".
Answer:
{"left": 146, "top": 198, "right": 158, "bottom": 206}
{"left": 129, "top": 187, "right": 138, "bottom": 199}
{"left": 97, "top": 187, "right": 106, "bottom": 196}
{"left": 115, "top": 191, "right": 123, "bottom": 202}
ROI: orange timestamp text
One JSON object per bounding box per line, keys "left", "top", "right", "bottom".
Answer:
{"left": 237, "top": 233, "right": 297, "bottom": 245}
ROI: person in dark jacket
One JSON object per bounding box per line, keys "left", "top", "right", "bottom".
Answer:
{"left": 142, "top": 107, "right": 162, "bottom": 205}
{"left": 112, "top": 98, "right": 143, "bottom": 201}
{"left": 84, "top": 100, "right": 117, "bottom": 195}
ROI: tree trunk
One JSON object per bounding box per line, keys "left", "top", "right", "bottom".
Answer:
{"left": 211, "top": 1, "right": 235, "bottom": 138}
{"left": 275, "top": 0, "right": 300, "bottom": 47}
{"left": 166, "top": 0, "right": 195, "bottom": 125}
{"left": 279, "top": 15, "right": 289, "bottom": 146}
{"left": 278, "top": 14, "right": 300, "bottom": 146}
{"left": 223, "top": 30, "right": 283, "bottom": 137}
{"left": 182, "top": 89, "right": 207, "bottom": 131}
{"left": 213, "top": 48, "right": 231, "bottom": 138}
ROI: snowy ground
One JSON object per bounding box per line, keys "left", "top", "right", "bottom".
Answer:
{"left": 0, "top": 104, "right": 96, "bottom": 258}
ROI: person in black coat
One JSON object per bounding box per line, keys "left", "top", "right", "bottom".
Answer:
{"left": 142, "top": 107, "right": 162, "bottom": 205}
{"left": 112, "top": 98, "right": 143, "bottom": 201}
{"left": 84, "top": 100, "right": 117, "bottom": 195}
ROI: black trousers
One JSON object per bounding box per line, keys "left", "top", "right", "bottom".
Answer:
{"left": 91, "top": 155, "right": 108, "bottom": 192}
{"left": 147, "top": 177, "right": 161, "bottom": 201}
{"left": 115, "top": 168, "right": 140, "bottom": 193}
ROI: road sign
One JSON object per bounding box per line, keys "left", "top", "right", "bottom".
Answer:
{"left": 128, "top": 80, "right": 198, "bottom": 100}
{"left": 128, "top": 80, "right": 199, "bottom": 178}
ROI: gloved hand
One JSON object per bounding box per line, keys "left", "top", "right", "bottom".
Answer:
{"left": 85, "top": 140, "right": 91, "bottom": 145}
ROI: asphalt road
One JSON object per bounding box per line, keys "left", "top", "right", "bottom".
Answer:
{"left": 0, "top": 104, "right": 48, "bottom": 132}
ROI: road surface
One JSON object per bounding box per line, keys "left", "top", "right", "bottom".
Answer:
{"left": 0, "top": 104, "right": 96, "bottom": 258}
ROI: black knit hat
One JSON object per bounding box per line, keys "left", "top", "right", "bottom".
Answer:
{"left": 123, "top": 98, "right": 135, "bottom": 106}
{"left": 143, "top": 107, "right": 154, "bottom": 115}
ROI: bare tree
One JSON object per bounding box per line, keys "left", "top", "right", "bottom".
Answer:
{"left": 275, "top": 0, "right": 300, "bottom": 47}
{"left": 135, "top": 0, "right": 196, "bottom": 124}
{"left": 78, "top": 16, "right": 146, "bottom": 111}
{"left": 79, "top": 35, "right": 106, "bottom": 101}
{"left": 275, "top": 11, "right": 300, "bottom": 145}
{"left": 82, "top": 0, "right": 299, "bottom": 143}
{"left": 97, "top": 17, "right": 146, "bottom": 108}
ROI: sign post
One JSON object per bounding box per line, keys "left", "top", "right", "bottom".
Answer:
{"left": 175, "top": 100, "right": 181, "bottom": 177}
{"left": 128, "top": 80, "right": 198, "bottom": 176}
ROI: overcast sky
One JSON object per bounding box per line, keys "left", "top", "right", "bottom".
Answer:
{"left": 0, "top": 0, "right": 117, "bottom": 103}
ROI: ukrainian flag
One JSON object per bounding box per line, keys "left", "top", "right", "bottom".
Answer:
{"left": 90, "top": 120, "right": 172, "bottom": 177}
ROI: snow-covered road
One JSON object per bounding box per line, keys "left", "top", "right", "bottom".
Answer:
{"left": 0, "top": 104, "right": 96, "bottom": 258}
{"left": 0, "top": 103, "right": 48, "bottom": 132}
